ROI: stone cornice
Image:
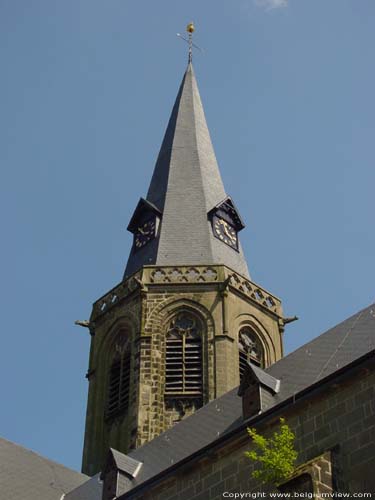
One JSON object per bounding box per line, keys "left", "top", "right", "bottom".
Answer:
{"left": 91, "top": 265, "right": 282, "bottom": 321}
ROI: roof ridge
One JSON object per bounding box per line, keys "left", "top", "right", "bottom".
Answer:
{"left": 189, "top": 63, "right": 215, "bottom": 260}
{"left": 124, "top": 62, "right": 250, "bottom": 278}
{"left": 313, "top": 307, "right": 366, "bottom": 381}
{"left": 268, "top": 301, "right": 375, "bottom": 369}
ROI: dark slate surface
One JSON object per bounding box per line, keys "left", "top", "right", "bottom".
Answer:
{"left": 127, "top": 198, "right": 162, "bottom": 232}
{"left": 60, "top": 302, "right": 375, "bottom": 499}
{"left": 0, "top": 437, "right": 87, "bottom": 500}
{"left": 110, "top": 448, "right": 142, "bottom": 477}
{"left": 116, "top": 302, "right": 375, "bottom": 496}
{"left": 124, "top": 63, "right": 250, "bottom": 279}
{"left": 268, "top": 302, "right": 375, "bottom": 403}
{"left": 64, "top": 474, "right": 102, "bottom": 500}
{"left": 239, "top": 362, "right": 280, "bottom": 395}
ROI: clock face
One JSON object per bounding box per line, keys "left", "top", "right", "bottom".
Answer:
{"left": 213, "top": 217, "right": 238, "bottom": 249}
{"left": 134, "top": 218, "right": 156, "bottom": 250}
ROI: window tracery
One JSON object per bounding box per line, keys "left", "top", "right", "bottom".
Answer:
{"left": 165, "top": 312, "right": 202, "bottom": 395}
{"left": 238, "top": 326, "right": 263, "bottom": 380}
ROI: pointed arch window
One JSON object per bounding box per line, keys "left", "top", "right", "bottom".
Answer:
{"left": 165, "top": 312, "right": 202, "bottom": 395}
{"left": 238, "top": 326, "right": 263, "bottom": 381}
{"left": 106, "top": 332, "right": 131, "bottom": 420}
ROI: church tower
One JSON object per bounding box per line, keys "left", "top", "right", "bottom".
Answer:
{"left": 82, "top": 38, "right": 285, "bottom": 476}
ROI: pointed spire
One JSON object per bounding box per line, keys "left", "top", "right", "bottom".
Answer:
{"left": 146, "top": 63, "right": 226, "bottom": 214}
{"left": 124, "top": 63, "right": 250, "bottom": 279}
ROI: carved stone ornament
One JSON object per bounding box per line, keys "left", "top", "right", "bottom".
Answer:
{"left": 239, "top": 327, "right": 262, "bottom": 364}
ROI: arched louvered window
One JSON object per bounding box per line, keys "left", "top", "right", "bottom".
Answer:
{"left": 106, "top": 333, "right": 131, "bottom": 420}
{"left": 165, "top": 312, "right": 202, "bottom": 395}
{"left": 238, "top": 326, "right": 263, "bottom": 381}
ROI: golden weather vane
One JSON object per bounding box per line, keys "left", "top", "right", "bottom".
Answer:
{"left": 176, "top": 22, "right": 203, "bottom": 63}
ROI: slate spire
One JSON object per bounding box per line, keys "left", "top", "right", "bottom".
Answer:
{"left": 124, "top": 63, "right": 250, "bottom": 279}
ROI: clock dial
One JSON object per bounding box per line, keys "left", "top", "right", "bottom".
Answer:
{"left": 213, "top": 217, "right": 238, "bottom": 249}
{"left": 134, "top": 218, "right": 156, "bottom": 249}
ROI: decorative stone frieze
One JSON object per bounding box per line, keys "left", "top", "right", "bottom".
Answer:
{"left": 91, "top": 265, "right": 282, "bottom": 323}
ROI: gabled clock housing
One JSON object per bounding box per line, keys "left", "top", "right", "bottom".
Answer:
{"left": 127, "top": 198, "right": 161, "bottom": 252}
{"left": 208, "top": 197, "right": 245, "bottom": 249}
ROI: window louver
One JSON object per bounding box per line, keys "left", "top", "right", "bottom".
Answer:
{"left": 239, "top": 350, "right": 249, "bottom": 381}
{"left": 165, "top": 313, "right": 202, "bottom": 395}
{"left": 106, "top": 344, "right": 131, "bottom": 420}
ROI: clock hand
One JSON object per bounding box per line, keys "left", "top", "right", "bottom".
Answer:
{"left": 222, "top": 222, "right": 236, "bottom": 242}
{"left": 138, "top": 228, "right": 151, "bottom": 237}
{"left": 222, "top": 223, "right": 231, "bottom": 238}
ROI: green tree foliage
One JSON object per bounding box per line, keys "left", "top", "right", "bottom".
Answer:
{"left": 245, "top": 418, "right": 298, "bottom": 486}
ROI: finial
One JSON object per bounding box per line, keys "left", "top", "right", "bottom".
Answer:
{"left": 187, "top": 22, "right": 195, "bottom": 63}
{"left": 176, "top": 22, "right": 203, "bottom": 64}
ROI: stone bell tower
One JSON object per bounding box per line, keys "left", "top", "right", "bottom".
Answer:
{"left": 81, "top": 54, "right": 285, "bottom": 476}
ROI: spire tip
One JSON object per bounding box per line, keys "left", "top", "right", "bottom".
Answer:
{"left": 187, "top": 22, "right": 194, "bottom": 63}
{"left": 176, "top": 22, "right": 201, "bottom": 64}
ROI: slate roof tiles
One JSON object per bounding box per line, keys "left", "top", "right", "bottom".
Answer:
{"left": 0, "top": 437, "right": 87, "bottom": 500}
{"left": 118, "top": 302, "right": 375, "bottom": 497}
{"left": 124, "top": 63, "right": 250, "bottom": 279}
{"left": 2, "top": 303, "right": 373, "bottom": 500}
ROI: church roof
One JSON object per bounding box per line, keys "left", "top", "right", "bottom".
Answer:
{"left": 124, "top": 63, "right": 250, "bottom": 279}
{"left": 114, "top": 301, "right": 375, "bottom": 497}
{"left": 0, "top": 437, "right": 87, "bottom": 500}
{"left": 4, "top": 302, "right": 373, "bottom": 500}
{"left": 64, "top": 474, "right": 102, "bottom": 500}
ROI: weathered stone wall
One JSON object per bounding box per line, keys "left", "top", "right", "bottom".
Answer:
{"left": 279, "top": 451, "right": 333, "bottom": 498}
{"left": 82, "top": 265, "right": 284, "bottom": 476}
{"left": 82, "top": 286, "right": 142, "bottom": 475}
{"left": 129, "top": 365, "right": 375, "bottom": 498}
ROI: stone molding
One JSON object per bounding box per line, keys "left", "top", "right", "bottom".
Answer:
{"left": 91, "top": 265, "right": 282, "bottom": 321}
{"left": 278, "top": 451, "right": 333, "bottom": 497}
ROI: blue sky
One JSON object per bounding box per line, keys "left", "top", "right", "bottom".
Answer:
{"left": 0, "top": 0, "right": 374, "bottom": 472}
